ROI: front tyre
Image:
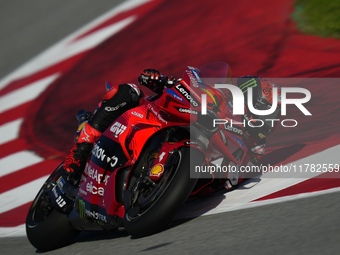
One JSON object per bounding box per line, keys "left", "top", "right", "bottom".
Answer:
{"left": 26, "top": 166, "right": 79, "bottom": 251}
{"left": 124, "top": 147, "right": 202, "bottom": 237}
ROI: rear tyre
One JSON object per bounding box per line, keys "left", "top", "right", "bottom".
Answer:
{"left": 26, "top": 166, "right": 79, "bottom": 251}
{"left": 124, "top": 147, "right": 202, "bottom": 237}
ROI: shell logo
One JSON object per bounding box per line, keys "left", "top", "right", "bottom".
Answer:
{"left": 150, "top": 164, "right": 164, "bottom": 177}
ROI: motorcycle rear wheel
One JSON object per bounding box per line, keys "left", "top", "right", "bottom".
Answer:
{"left": 26, "top": 166, "right": 79, "bottom": 251}
{"left": 124, "top": 147, "right": 202, "bottom": 237}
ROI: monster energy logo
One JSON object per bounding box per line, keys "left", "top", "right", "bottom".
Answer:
{"left": 239, "top": 78, "right": 257, "bottom": 93}
{"left": 78, "top": 199, "right": 88, "bottom": 224}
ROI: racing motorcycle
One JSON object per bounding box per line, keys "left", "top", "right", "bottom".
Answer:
{"left": 26, "top": 62, "right": 248, "bottom": 251}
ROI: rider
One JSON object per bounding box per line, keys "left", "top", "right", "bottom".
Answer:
{"left": 62, "top": 70, "right": 281, "bottom": 191}
{"left": 62, "top": 69, "right": 168, "bottom": 177}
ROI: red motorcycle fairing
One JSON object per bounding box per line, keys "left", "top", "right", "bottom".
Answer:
{"left": 145, "top": 138, "right": 217, "bottom": 196}
{"left": 75, "top": 88, "right": 196, "bottom": 226}
{"left": 148, "top": 139, "right": 206, "bottom": 182}
{"left": 73, "top": 62, "right": 246, "bottom": 229}
{"left": 73, "top": 134, "right": 130, "bottom": 228}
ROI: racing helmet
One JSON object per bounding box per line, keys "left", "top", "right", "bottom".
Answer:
{"left": 237, "top": 76, "right": 281, "bottom": 140}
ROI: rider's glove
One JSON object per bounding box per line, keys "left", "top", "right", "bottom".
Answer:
{"left": 138, "top": 69, "right": 171, "bottom": 94}
{"left": 138, "top": 69, "right": 162, "bottom": 88}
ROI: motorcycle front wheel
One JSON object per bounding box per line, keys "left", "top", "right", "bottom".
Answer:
{"left": 124, "top": 146, "right": 203, "bottom": 237}
{"left": 26, "top": 165, "right": 79, "bottom": 251}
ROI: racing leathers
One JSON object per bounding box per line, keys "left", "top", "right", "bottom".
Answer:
{"left": 62, "top": 69, "right": 168, "bottom": 178}
{"left": 62, "top": 83, "right": 145, "bottom": 177}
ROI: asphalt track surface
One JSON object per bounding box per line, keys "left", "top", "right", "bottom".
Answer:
{"left": 1, "top": 191, "right": 340, "bottom": 255}
{"left": 1, "top": 0, "right": 340, "bottom": 254}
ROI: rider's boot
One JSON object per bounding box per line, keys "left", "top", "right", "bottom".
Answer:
{"left": 62, "top": 142, "right": 92, "bottom": 177}
{"left": 62, "top": 123, "right": 102, "bottom": 179}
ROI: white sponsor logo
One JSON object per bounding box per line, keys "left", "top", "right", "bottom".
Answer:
{"left": 56, "top": 196, "right": 66, "bottom": 207}
{"left": 224, "top": 124, "right": 243, "bottom": 136}
{"left": 148, "top": 104, "right": 168, "bottom": 124}
{"left": 85, "top": 209, "right": 107, "bottom": 222}
{"left": 52, "top": 186, "right": 58, "bottom": 198}
{"left": 178, "top": 108, "right": 198, "bottom": 115}
{"left": 159, "top": 152, "right": 166, "bottom": 162}
{"left": 192, "top": 69, "right": 203, "bottom": 84}
{"left": 84, "top": 163, "right": 111, "bottom": 185}
{"left": 105, "top": 102, "right": 127, "bottom": 112}
{"left": 106, "top": 155, "right": 118, "bottom": 167}
{"left": 185, "top": 141, "right": 199, "bottom": 145}
{"left": 158, "top": 115, "right": 167, "bottom": 124}
{"left": 91, "top": 145, "right": 119, "bottom": 168}
{"left": 185, "top": 70, "right": 199, "bottom": 88}
{"left": 131, "top": 111, "right": 143, "bottom": 118}
{"left": 110, "top": 122, "right": 127, "bottom": 136}
{"left": 86, "top": 181, "right": 104, "bottom": 196}
{"left": 175, "top": 84, "right": 199, "bottom": 107}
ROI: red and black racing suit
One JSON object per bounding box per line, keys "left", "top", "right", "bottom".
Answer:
{"left": 63, "top": 83, "right": 145, "bottom": 176}
{"left": 63, "top": 69, "right": 165, "bottom": 176}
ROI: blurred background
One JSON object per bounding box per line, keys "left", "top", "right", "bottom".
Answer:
{"left": 1, "top": 0, "right": 340, "bottom": 254}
